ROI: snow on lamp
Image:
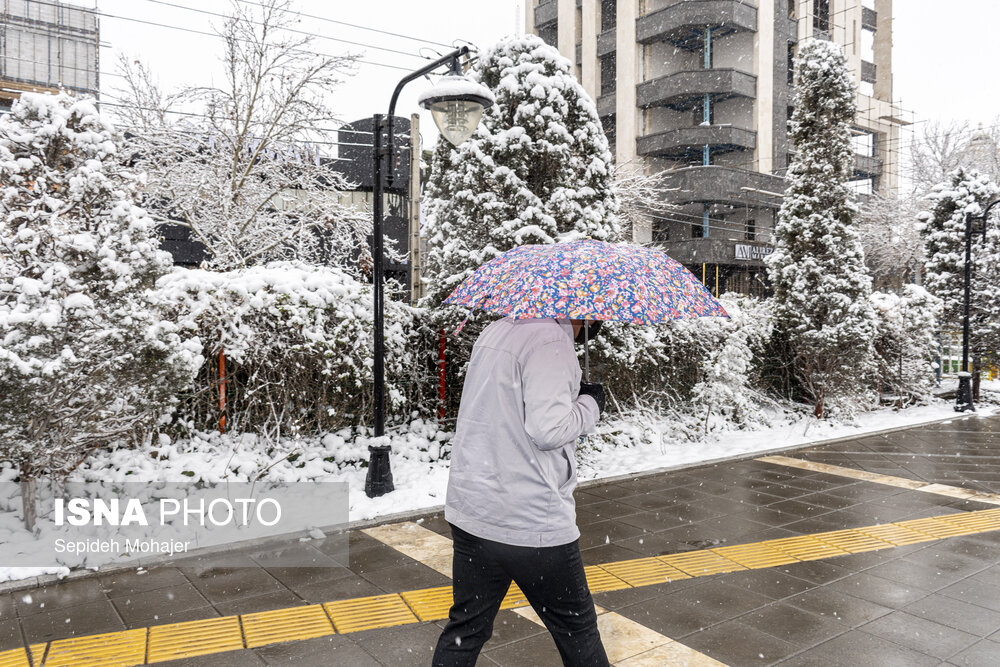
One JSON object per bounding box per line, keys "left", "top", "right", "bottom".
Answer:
{"left": 417, "top": 65, "right": 494, "bottom": 146}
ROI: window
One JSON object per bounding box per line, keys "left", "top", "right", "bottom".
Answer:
{"left": 787, "top": 43, "right": 796, "bottom": 85}
{"left": 600, "top": 54, "right": 617, "bottom": 95}
{"left": 745, "top": 219, "right": 756, "bottom": 241}
{"left": 600, "top": 0, "right": 616, "bottom": 32}
{"left": 814, "top": 0, "right": 830, "bottom": 34}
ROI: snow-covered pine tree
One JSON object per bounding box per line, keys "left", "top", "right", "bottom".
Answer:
{"left": 765, "top": 39, "right": 877, "bottom": 418}
{"left": 422, "top": 34, "right": 621, "bottom": 313}
{"left": 918, "top": 168, "right": 1000, "bottom": 390}
{"left": 0, "top": 93, "right": 201, "bottom": 529}
{"left": 420, "top": 35, "right": 621, "bottom": 415}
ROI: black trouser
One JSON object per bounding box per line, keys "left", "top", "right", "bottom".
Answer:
{"left": 432, "top": 523, "right": 610, "bottom": 667}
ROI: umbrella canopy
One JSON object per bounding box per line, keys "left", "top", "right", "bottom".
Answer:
{"left": 444, "top": 239, "right": 728, "bottom": 324}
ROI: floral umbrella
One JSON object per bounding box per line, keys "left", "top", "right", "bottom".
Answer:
{"left": 444, "top": 239, "right": 728, "bottom": 378}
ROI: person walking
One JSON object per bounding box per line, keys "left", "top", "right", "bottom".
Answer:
{"left": 432, "top": 316, "right": 609, "bottom": 667}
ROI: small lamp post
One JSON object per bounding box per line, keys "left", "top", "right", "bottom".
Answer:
{"left": 955, "top": 198, "right": 1000, "bottom": 412}
{"left": 365, "top": 47, "right": 494, "bottom": 498}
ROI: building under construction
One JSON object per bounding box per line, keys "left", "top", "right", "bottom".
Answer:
{"left": 0, "top": 0, "right": 99, "bottom": 110}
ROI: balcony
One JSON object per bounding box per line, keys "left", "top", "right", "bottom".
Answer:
{"left": 534, "top": 0, "right": 557, "bottom": 28}
{"left": 637, "top": 126, "right": 756, "bottom": 159}
{"left": 658, "top": 165, "right": 786, "bottom": 208}
{"left": 637, "top": 68, "right": 756, "bottom": 110}
{"left": 862, "top": 6, "right": 877, "bottom": 31}
{"left": 597, "top": 29, "right": 616, "bottom": 57}
{"left": 596, "top": 92, "right": 616, "bottom": 118}
{"left": 861, "top": 60, "right": 877, "bottom": 84}
{"left": 637, "top": 0, "right": 758, "bottom": 49}
{"left": 853, "top": 153, "right": 883, "bottom": 178}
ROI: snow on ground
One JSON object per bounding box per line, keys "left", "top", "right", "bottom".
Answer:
{"left": 1, "top": 392, "right": 997, "bottom": 586}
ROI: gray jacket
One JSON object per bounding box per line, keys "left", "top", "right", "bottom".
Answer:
{"left": 444, "top": 317, "right": 600, "bottom": 547}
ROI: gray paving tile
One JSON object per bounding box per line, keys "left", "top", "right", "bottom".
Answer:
{"left": 99, "top": 567, "right": 189, "bottom": 598}
{"left": 615, "top": 591, "right": 729, "bottom": 637}
{"left": 287, "top": 574, "right": 386, "bottom": 604}
{"left": 865, "top": 556, "right": 976, "bottom": 592}
{"left": 860, "top": 610, "right": 980, "bottom": 660}
{"left": 945, "top": 638, "right": 1000, "bottom": 667}
{"left": 0, "top": 619, "right": 24, "bottom": 652}
{"left": 660, "top": 580, "right": 773, "bottom": 620}
{"left": 111, "top": 581, "right": 213, "bottom": 628}
{"left": 785, "top": 587, "right": 894, "bottom": 627}
{"left": 778, "top": 629, "right": 940, "bottom": 666}
{"left": 350, "top": 621, "right": 443, "bottom": 665}
{"left": 938, "top": 579, "right": 1000, "bottom": 613}
{"left": 903, "top": 594, "right": 1000, "bottom": 637}
{"left": 181, "top": 566, "right": 285, "bottom": 604}
{"left": 359, "top": 560, "right": 451, "bottom": 592}
{"left": 253, "top": 634, "right": 379, "bottom": 666}
{"left": 19, "top": 599, "right": 125, "bottom": 645}
{"left": 822, "top": 572, "right": 933, "bottom": 609}
{"left": 212, "top": 588, "right": 305, "bottom": 616}
{"left": 722, "top": 568, "right": 819, "bottom": 600}
{"left": 481, "top": 628, "right": 563, "bottom": 666}
{"left": 740, "top": 601, "right": 850, "bottom": 645}
{"left": 681, "top": 619, "right": 801, "bottom": 665}
{"left": 13, "top": 578, "right": 108, "bottom": 616}
{"left": 156, "top": 649, "right": 266, "bottom": 665}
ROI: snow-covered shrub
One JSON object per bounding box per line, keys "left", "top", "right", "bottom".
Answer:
{"left": 153, "top": 262, "right": 423, "bottom": 437}
{"left": 690, "top": 296, "right": 775, "bottom": 427}
{"left": 766, "top": 40, "right": 877, "bottom": 417}
{"left": 0, "top": 93, "right": 201, "bottom": 526}
{"left": 870, "top": 285, "right": 943, "bottom": 405}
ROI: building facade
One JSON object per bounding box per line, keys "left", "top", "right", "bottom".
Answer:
{"left": 0, "top": 0, "right": 99, "bottom": 111}
{"left": 526, "top": 0, "right": 904, "bottom": 296}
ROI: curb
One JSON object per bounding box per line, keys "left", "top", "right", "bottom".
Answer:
{"left": 0, "top": 409, "right": 991, "bottom": 596}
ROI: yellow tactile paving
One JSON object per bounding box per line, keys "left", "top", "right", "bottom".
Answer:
{"left": 660, "top": 550, "right": 746, "bottom": 576}
{"left": 44, "top": 629, "right": 147, "bottom": 667}
{"left": 855, "top": 522, "right": 939, "bottom": 546}
{"left": 400, "top": 585, "right": 454, "bottom": 622}
{"left": 324, "top": 593, "right": 418, "bottom": 634}
{"left": 240, "top": 604, "right": 334, "bottom": 648}
{"left": 146, "top": 616, "right": 244, "bottom": 663}
{"left": 585, "top": 565, "right": 632, "bottom": 592}
{"left": 600, "top": 556, "right": 692, "bottom": 587}
{"left": 757, "top": 455, "right": 1000, "bottom": 504}
{"left": 814, "top": 529, "right": 895, "bottom": 553}
{"left": 711, "top": 542, "right": 799, "bottom": 569}
{"left": 17, "top": 504, "right": 1000, "bottom": 665}
{"left": 0, "top": 644, "right": 45, "bottom": 667}
{"left": 763, "top": 535, "right": 850, "bottom": 561}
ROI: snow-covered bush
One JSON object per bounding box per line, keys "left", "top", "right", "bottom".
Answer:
{"left": 0, "top": 93, "right": 201, "bottom": 527}
{"left": 766, "top": 40, "right": 877, "bottom": 417}
{"left": 870, "top": 285, "right": 943, "bottom": 405}
{"left": 152, "top": 262, "right": 423, "bottom": 437}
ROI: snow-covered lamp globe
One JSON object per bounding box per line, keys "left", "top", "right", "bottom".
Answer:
{"left": 417, "top": 68, "right": 494, "bottom": 146}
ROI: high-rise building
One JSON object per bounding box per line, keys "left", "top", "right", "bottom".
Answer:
{"left": 0, "top": 0, "right": 100, "bottom": 111}
{"left": 526, "top": 0, "right": 905, "bottom": 295}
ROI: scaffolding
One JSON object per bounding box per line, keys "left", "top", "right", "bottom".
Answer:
{"left": 0, "top": 0, "right": 100, "bottom": 108}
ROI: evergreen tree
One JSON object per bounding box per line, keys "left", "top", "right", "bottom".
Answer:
{"left": 422, "top": 34, "right": 620, "bottom": 313}
{"left": 420, "top": 35, "right": 621, "bottom": 415}
{"left": 0, "top": 93, "right": 201, "bottom": 528}
{"left": 918, "top": 168, "right": 1000, "bottom": 381}
{"left": 766, "top": 40, "right": 877, "bottom": 418}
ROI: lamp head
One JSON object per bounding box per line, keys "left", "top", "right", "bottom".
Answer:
{"left": 417, "top": 58, "right": 494, "bottom": 146}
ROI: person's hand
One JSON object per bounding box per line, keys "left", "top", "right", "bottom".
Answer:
{"left": 578, "top": 382, "right": 606, "bottom": 415}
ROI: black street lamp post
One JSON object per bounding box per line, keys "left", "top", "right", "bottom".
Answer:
{"left": 365, "top": 47, "right": 494, "bottom": 498}
{"left": 955, "top": 198, "right": 1000, "bottom": 412}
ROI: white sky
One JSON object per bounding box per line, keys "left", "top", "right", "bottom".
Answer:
{"left": 58, "top": 1, "right": 1000, "bottom": 155}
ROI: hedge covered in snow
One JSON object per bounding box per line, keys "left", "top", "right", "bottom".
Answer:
{"left": 152, "top": 262, "right": 425, "bottom": 436}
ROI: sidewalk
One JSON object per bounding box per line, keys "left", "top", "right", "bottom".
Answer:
{"left": 1, "top": 413, "right": 999, "bottom": 665}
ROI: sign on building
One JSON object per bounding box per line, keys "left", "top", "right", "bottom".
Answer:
{"left": 734, "top": 244, "right": 775, "bottom": 261}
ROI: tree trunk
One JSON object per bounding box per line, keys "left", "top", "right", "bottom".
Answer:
{"left": 20, "top": 465, "right": 36, "bottom": 532}
{"left": 814, "top": 394, "right": 825, "bottom": 419}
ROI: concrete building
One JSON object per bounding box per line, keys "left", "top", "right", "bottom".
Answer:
{"left": 0, "top": 0, "right": 99, "bottom": 111}
{"left": 526, "top": 0, "right": 905, "bottom": 296}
